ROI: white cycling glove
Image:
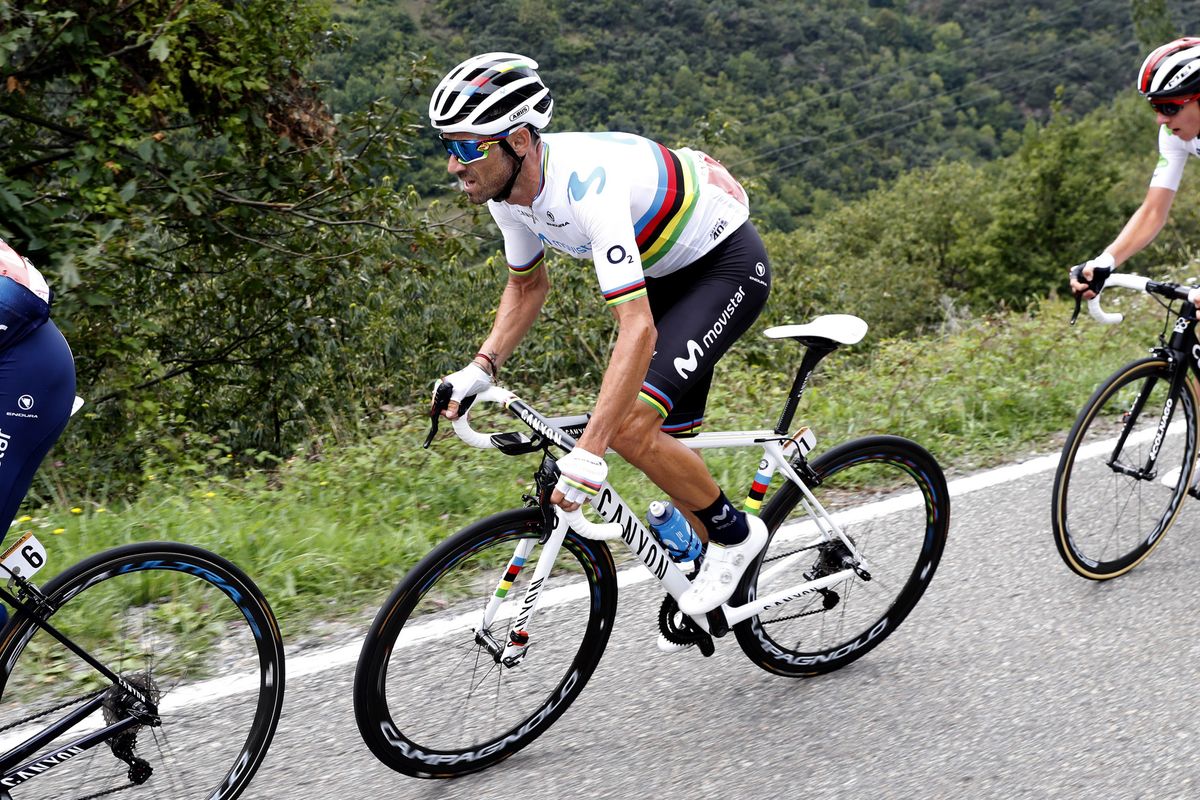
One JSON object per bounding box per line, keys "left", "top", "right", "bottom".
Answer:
{"left": 554, "top": 447, "right": 608, "bottom": 505}
{"left": 439, "top": 362, "right": 492, "bottom": 405}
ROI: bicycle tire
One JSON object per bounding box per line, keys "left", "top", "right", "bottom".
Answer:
{"left": 1052, "top": 357, "right": 1199, "bottom": 579}
{"left": 0, "top": 541, "right": 284, "bottom": 800}
{"left": 354, "top": 508, "right": 618, "bottom": 779}
{"left": 734, "top": 435, "right": 950, "bottom": 677}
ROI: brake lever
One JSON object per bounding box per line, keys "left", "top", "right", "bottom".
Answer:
{"left": 424, "top": 382, "right": 452, "bottom": 449}
{"left": 1068, "top": 263, "right": 1109, "bottom": 326}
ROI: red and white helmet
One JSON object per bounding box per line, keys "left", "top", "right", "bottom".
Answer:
{"left": 428, "top": 53, "right": 553, "bottom": 136}
{"left": 1138, "top": 37, "right": 1200, "bottom": 98}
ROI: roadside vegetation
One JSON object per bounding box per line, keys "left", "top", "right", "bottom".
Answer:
{"left": 24, "top": 289, "right": 1179, "bottom": 632}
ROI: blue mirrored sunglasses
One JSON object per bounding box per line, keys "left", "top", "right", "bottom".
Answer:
{"left": 439, "top": 130, "right": 512, "bottom": 164}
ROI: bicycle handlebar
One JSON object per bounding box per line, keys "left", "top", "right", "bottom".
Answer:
{"left": 1082, "top": 273, "right": 1200, "bottom": 325}
{"left": 449, "top": 385, "right": 521, "bottom": 448}
{"left": 445, "top": 386, "right": 623, "bottom": 540}
{"left": 1086, "top": 274, "right": 1148, "bottom": 324}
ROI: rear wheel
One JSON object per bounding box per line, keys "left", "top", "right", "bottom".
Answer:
{"left": 0, "top": 541, "right": 284, "bottom": 800}
{"left": 735, "top": 435, "right": 949, "bottom": 677}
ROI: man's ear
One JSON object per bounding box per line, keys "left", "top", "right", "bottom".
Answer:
{"left": 512, "top": 126, "right": 534, "bottom": 157}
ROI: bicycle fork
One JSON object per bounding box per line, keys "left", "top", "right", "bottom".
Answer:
{"left": 475, "top": 521, "right": 570, "bottom": 668}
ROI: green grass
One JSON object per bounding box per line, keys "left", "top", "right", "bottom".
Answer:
{"left": 14, "top": 294, "right": 1174, "bottom": 639}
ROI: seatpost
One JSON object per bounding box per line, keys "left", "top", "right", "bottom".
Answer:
{"left": 774, "top": 341, "right": 837, "bottom": 436}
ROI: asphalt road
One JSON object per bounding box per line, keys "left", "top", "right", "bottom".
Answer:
{"left": 229, "top": 450, "right": 1200, "bottom": 800}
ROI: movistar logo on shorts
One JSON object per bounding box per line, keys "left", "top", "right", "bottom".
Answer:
{"left": 673, "top": 285, "right": 747, "bottom": 379}
{"left": 674, "top": 340, "right": 703, "bottom": 379}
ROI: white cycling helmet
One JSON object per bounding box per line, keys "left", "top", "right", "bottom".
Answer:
{"left": 1138, "top": 37, "right": 1200, "bottom": 98}
{"left": 428, "top": 52, "right": 553, "bottom": 136}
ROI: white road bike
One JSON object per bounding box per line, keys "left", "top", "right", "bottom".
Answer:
{"left": 354, "top": 315, "right": 950, "bottom": 778}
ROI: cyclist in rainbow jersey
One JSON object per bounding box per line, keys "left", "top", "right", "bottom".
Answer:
{"left": 429, "top": 53, "right": 772, "bottom": 618}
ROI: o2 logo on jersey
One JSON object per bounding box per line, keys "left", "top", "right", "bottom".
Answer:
{"left": 607, "top": 246, "right": 633, "bottom": 265}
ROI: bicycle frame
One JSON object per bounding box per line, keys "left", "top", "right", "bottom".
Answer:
{"left": 0, "top": 573, "right": 162, "bottom": 792}
{"left": 453, "top": 333, "right": 874, "bottom": 668}
{"left": 1107, "top": 302, "right": 1200, "bottom": 482}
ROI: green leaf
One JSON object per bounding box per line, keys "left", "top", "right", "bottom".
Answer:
{"left": 148, "top": 36, "right": 170, "bottom": 63}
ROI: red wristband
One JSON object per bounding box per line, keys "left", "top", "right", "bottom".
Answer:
{"left": 474, "top": 352, "right": 497, "bottom": 379}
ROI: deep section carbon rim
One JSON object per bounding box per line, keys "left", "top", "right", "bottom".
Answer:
{"left": 0, "top": 542, "right": 284, "bottom": 800}
{"left": 1053, "top": 358, "right": 1198, "bottom": 579}
{"left": 354, "top": 508, "right": 617, "bottom": 779}
{"left": 736, "top": 435, "right": 949, "bottom": 677}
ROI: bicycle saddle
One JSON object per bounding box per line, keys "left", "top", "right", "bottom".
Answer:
{"left": 764, "top": 314, "right": 868, "bottom": 347}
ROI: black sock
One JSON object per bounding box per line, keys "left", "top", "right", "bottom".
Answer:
{"left": 698, "top": 491, "right": 748, "bottom": 546}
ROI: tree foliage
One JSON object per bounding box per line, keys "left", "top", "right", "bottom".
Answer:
{"left": 0, "top": 1, "right": 466, "bottom": 489}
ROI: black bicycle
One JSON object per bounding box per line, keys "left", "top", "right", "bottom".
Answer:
{"left": 1053, "top": 271, "right": 1200, "bottom": 579}
{"left": 0, "top": 534, "right": 285, "bottom": 798}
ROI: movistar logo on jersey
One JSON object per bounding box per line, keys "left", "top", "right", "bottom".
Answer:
{"left": 568, "top": 168, "right": 606, "bottom": 201}
{"left": 536, "top": 232, "right": 590, "bottom": 257}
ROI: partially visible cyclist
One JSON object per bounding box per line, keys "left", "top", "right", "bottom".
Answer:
{"left": 1071, "top": 37, "right": 1200, "bottom": 302}
{"left": 0, "top": 237, "right": 75, "bottom": 538}
{"left": 428, "top": 52, "right": 771, "bottom": 617}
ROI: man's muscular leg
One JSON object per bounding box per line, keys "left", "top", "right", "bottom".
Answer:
{"left": 608, "top": 401, "right": 721, "bottom": 539}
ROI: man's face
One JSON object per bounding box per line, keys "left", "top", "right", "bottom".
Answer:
{"left": 1155, "top": 97, "right": 1200, "bottom": 142}
{"left": 443, "top": 132, "right": 518, "bottom": 205}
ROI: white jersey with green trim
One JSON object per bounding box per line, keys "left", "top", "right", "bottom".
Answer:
{"left": 1150, "top": 124, "right": 1200, "bottom": 191}
{"left": 487, "top": 131, "right": 750, "bottom": 307}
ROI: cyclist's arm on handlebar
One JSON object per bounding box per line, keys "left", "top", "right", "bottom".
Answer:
{"left": 1070, "top": 187, "right": 1176, "bottom": 299}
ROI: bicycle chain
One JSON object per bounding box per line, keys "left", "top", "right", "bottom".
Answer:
{"left": 0, "top": 688, "right": 148, "bottom": 800}
{"left": 754, "top": 541, "right": 845, "bottom": 625}
{"left": 0, "top": 687, "right": 106, "bottom": 734}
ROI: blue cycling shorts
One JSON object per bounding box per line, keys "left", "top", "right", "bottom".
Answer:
{"left": 0, "top": 318, "right": 75, "bottom": 540}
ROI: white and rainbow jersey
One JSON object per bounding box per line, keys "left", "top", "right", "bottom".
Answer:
{"left": 488, "top": 132, "right": 750, "bottom": 306}
{"left": 1150, "top": 124, "right": 1200, "bottom": 191}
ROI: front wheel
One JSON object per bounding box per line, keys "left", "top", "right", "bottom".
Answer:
{"left": 1052, "top": 357, "right": 1199, "bottom": 579}
{"left": 0, "top": 541, "right": 285, "bottom": 800}
{"left": 354, "top": 508, "right": 619, "bottom": 779}
{"left": 735, "top": 435, "right": 950, "bottom": 677}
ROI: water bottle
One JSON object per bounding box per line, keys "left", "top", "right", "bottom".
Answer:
{"left": 647, "top": 500, "right": 703, "bottom": 563}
